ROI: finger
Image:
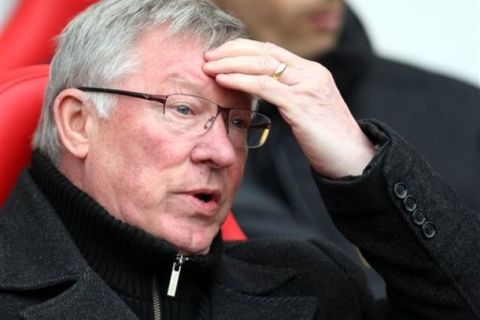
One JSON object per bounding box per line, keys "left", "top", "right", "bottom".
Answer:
{"left": 204, "top": 55, "right": 277, "bottom": 76}
{"left": 204, "top": 55, "right": 295, "bottom": 85}
{"left": 205, "top": 38, "right": 299, "bottom": 66}
{"left": 213, "top": 72, "right": 293, "bottom": 110}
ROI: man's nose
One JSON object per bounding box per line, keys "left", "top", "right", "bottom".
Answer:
{"left": 191, "top": 115, "right": 237, "bottom": 168}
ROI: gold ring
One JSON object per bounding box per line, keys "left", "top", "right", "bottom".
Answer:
{"left": 271, "top": 62, "right": 288, "bottom": 80}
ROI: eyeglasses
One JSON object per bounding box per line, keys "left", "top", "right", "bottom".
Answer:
{"left": 77, "top": 87, "right": 271, "bottom": 148}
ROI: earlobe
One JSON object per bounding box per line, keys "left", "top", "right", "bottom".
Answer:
{"left": 54, "top": 89, "right": 95, "bottom": 159}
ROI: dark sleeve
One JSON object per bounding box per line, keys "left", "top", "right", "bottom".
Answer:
{"left": 314, "top": 119, "right": 480, "bottom": 319}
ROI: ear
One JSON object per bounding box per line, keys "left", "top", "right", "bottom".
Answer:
{"left": 53, "top": 88, "right": 96, "bottom": 159}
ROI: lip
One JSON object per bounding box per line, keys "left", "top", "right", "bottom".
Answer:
{"left": 182, "top": 189, "right": 222, "bottom": 216}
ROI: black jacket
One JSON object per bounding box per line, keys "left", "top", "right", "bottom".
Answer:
{"left": 1, "top": 121, "right": 479, "bottom": 319}
{"left": 233, "top": 7, "right": 480, "bottom": 296}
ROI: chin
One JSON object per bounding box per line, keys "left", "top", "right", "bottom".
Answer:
{"left": 176, "top": 238, "right": 213, "bottom": 255}
{"left": 170, "top": 227, "right": 219, "bottom": 255}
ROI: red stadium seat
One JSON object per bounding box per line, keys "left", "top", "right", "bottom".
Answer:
{"left": 0, "top": 0, "right": 97, "bottom": 71}
{"left": 0, "top": 64, "right": 48, "bottom": 203}
{"left": 0, "top": 65, "right": 246, "bottom": 241}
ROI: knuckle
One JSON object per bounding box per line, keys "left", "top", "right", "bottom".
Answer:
{"left": 262, "top": 41, "right": 278, "bottom": 55}
{"left": 258, "top": 56, "right": 272, "bottom": 72}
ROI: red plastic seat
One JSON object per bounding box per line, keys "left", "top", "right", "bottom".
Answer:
{"left": 0, "top": 0, "right": 97, "bottom": 71}
{"left": 0, "top": 65, "right": 246, "bottom": 241}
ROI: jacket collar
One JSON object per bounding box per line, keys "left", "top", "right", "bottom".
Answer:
{"left": 319, "top": 5, "right": 374, "bottom": 108}
{"left": 0, "top": 171, "right": 138, "bottom": 318}
{"left": 0, "top": 172, "right": 317, "bottom": 319}
{"left": 0, "top": 172, "right": 86, "bottom": 288}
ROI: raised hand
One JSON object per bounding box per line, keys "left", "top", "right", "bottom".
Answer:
{"left": 204, "top": 38, "right": 375, "bottom": 178}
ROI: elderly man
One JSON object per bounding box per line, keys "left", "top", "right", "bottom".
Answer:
{"left": 0, "top": 0, "right": 478, "bottom": 319}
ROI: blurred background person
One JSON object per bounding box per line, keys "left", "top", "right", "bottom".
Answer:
{"left": 212, "top": 0, "right": 480, "bottom": 297}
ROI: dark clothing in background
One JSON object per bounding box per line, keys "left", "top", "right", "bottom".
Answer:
{"left": 1, "top": 121, "right": 479, "bottom": 319}
{"left": 233, "top": 7, "right": 480, "bottom": 297}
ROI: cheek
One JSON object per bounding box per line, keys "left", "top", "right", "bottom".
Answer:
{"left": 228, "top": 151, "right": 247, "bottom": 192}
{"left": 122, "top": 129, "right": 187, "bottom": 186}
{"left": 110, "top": 109, "right": 183, "bottom": 166}
{"left": 92, "top": 112, "right": 187, "bottom": 191}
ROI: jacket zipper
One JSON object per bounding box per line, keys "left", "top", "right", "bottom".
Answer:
{"left": 167, "top": 253, "right": 189, "bottom": 297}
{"left": 152, "top": 275, "right": 161, "bottom": 320}
{"left": 152, "top": 254, "right": 190, "bottom": 319}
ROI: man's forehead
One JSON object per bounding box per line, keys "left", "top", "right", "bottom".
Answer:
{"left": 159, "top": 75, "right": 255, "bottom": 109}
{"left": 131, "top": 30, "right": 254, "bottom": 109}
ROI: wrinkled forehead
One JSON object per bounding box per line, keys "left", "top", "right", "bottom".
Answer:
{"left": 167, "top": 76, "right": 257, "bottom": 110}
{"left": 126, "top": 28, "right": 255, "bottom": 110}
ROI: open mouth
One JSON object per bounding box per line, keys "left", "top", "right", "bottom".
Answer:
{"left": 195, "top": 193, "right": 214, "bottom": 203}
{"left": 186, "top": 190, "right": 221, "bottom": 213}
{"left": 191, "top": 190, "right": 220, "bottom": 204}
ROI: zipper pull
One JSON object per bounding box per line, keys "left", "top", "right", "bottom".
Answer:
{"left": 167, "top": 254, "right": 188, "bottom": 297}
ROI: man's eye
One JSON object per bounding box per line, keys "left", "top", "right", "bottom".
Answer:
{"left": 173, "top": 104, "right": 193, "bottom": 116}
{"left": 231, "top": 117, "right": 248, "bottom": 129}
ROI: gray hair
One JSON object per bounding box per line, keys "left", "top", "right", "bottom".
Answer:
{"left": 32, "top": 0, "right": 246, "bottom": 164}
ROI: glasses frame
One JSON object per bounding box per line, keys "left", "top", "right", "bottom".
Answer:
{"left": 77, "top": 86, "right": 271, "bottom": 148}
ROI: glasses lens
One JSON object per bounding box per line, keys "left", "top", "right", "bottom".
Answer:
{"left": 164, "top": 94, "right": 271, "bottom": 148}
{"left": 227, "top": 110, "right": 271, "bottom": 148}
{"left": 163, "top": 94, "right": 217, "bottom": 132}
{"left": 245, "top": 113, "right": 271, "bottom": 148}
